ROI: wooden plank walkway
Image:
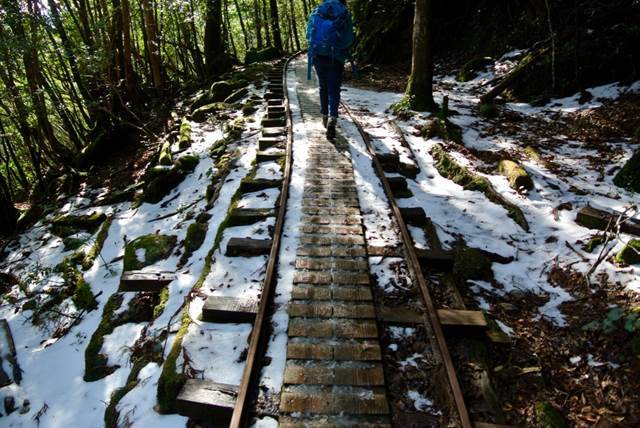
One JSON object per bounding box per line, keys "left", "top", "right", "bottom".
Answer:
{"left": 279, "top": 60, "right": 390, "bottom": 426}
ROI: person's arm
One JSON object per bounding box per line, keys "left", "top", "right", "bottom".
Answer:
{"left": 341, "top": 11, "right": 355, "bottom": 49}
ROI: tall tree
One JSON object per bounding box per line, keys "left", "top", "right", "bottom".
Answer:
{"left": 204, "top": 0, "right": 230, "bottom": 78}
{"left": 404, "top": 0, "right": 435, "bottom": 110}
{"left": 269, "top": 0, "right": 283, "bottom": 51}
{"left": 253, "top": 0, "right": 264, "bottom": 49}
{"left": 141, "top": 0, "right": 163, "bottom": 88}
{"left": 0, "top": 172, "right": 17, "bottom": 237}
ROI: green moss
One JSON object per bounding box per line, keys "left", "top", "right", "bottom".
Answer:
{"left": 456, "top": 56, "right": 493, "bottom": 82}
{"left": 63, "top": 236, "right": 86, "bottom": 251}
{"left": 84, "top": 293, "right": 124, "bottom": 381}
{"left": 421, "top": 117, "right": 462, "bottom": 144}
{"left": 54, "top": 257, "right": 97, "bottom": 311}
{"left": 51, "top": 212, "right": 106, "bottom": 232}
{"left": 454, "top": 246, "right": 493, "bottom": 280}
{"left": 535, "top": 402, "right": 566, "bottom": 428}
{"left": 174, "top": 154, "right": 199, "bottom": 172}
{"left": 80, "top": 215, "right": 113, "bottom": 270}
{"left": 156, "top": 309, "right": 190, "bottom": 413}
{"left": 209, "top": 80, "right": 235, "bottom": 102}
{"left": 479, "top": 103, "right": 498, "bottom": 118}
{"left": 191, "top": 103, "right": 231, "bottom": 123}
{"left": 613, "top": 150, "right": 640, "bottom": 193}
{"left": 184, "top": 222, "right": 207, "bottom": 253}
{"left": 524, "top": 146, "right": 542, "bottom": 163}
{"left": 431, "top": 144, "right": 529, "bottom": 231}
{"left": 178, "top": 118, "right": 191, "bottom": 149}
{"left": 153, "top": 287, "right": 170, "bottom": 320}
{"left": 224, "top": 87, "right": 249, "bottom": 104}
{"left": 123, "top": 234, "right": 178, "bottom": 271}
{"left": 225, "top": 117, "right": 246, "bottom": 140}
{"left": 242, "top": 101, "right": 257, "bottom": 116}
{"left": 583, "top": 235, "right": 605, "bottom": 253}
{"left": 614, "top": 239, "right": 640, "bottom": 265}
{"left": 158, "top": 142, "right": 173, "bottom": 166}
{"left": 143, "top": 167, "right": 186, "bottom": 204}
{"left": 497, "top": 159, "right": 534, "bottom": 191}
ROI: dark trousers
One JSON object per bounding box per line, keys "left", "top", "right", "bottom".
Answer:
{"left": 313, "top": 55, "right": 344, "bottom": 118}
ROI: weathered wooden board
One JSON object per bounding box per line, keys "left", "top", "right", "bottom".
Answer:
{"left": 119, "top": 271, "right": 176, "bottom": 292}
{"left": 576, "top": 206, "right": 640, "bottom": 236}
{"left": 202, "top": 295, "right": 258, "bottom": 323}
{"left": 256, "top": 150, "right": 286, "bottom": 163}
{"left": 225, "top": 238, "right": 272, "bottom": 257}
{"left": 399, "top": 207, "right": 427, "bottom": 226}
{"left": 239, "top": 178, "right": 283, "bottom": 192}
{"left": 437, "top": 309, "right": 488, "bottom": 329}
{"left": 176, "top": 379, "right": 237, "bottom": 421}
{"left": 415, "top": 248, "right": 455, "bottom": 272}
{"left": 229, "top": 208, "right": 276, "bottom": 226}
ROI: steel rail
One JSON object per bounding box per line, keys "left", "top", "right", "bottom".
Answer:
{"left": 341, "top": 101, "right": 473, "bottom": 428}
{"left": 229, "top": 54, "right": 297, "bottom": 428}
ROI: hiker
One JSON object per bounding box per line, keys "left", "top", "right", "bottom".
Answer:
{"left": 306, "top": 0, "right": 355, "bottom": 139}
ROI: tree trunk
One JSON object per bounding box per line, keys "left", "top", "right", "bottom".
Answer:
{"left": 288, "top": 0, "right": 301, "bottom": 51}
{"left": 224, "top": 0, "right": 239, "bottom": 59}
{"left": 142, "top": 0, "right": 163, "bottom": 88}
{"left": 405, "top": 0, "right": 435, "bottom": 111}
{"left": 253, "top": 0, "right": 263, "bottom": 49}
{"left": 269, "top": 0, "right": 283, "bottom": 51}
{"left": 204, "top": 0, "right": 229, "bottom": 78}
{"left": 120, "top": 0, "right": 137, "bottom": 95}
{"left": 233, "top": 0, "right": 250, "bottom": 52}
{"left": 0, "top": 173, "right": 17, "bottom": 238}
{"left": 262, "top": 0, "right": 271, "bottom": 46}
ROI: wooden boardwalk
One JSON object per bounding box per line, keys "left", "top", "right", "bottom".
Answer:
{"left": 278, "top": 60, "right": 391, "bottom": 427}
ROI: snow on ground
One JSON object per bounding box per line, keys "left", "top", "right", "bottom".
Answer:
{"left": 342, "top": 55, "right": 640, "bottom": 327}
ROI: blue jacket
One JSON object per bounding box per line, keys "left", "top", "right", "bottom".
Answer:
{"left": 306, "top": 0, "right": 355, "bottom": 64}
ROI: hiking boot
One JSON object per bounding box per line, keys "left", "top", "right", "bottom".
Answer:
{"left": 322, "top": 115, "right": 328, "bottom": 128}
{"left": 326, "top": 117, "right": 337, "bottom": 140}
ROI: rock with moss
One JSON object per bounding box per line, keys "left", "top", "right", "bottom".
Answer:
{"left": 613, "top": 150, "right": 640, "bottom": 193}
{"left": 158, "top": 142, "right": 173, "bottom": 166}
{"left": 421, "top": 117, "right": 462, "bottom": 144}
{"left": 582, "top": 235, "right": 605, "bottom": 253}
{"left": 63, "top": 236, "right": 87, "bottom": 251}
{"left": 524, "top": 145, "right": 543, "bottom": 163}
{"left": 123, "top": 234, "right": 177, "bottom": 271}
{"left": 244, "top": 46, "right": 281, "bottom": 65}
{"left": 535, "top": 402, "right": 566, "bottom": 428}
{"left": 456, "top": 56, "right": 493, "bottom": 82}
{"left": 177, "top": 119, "right": 191, "bottom": 149}
{"left": 431, "top": 144, "right": 529, "bottom": 231}
{"left": 225, "top": 117, "right": 245, "bottom": 140}
{"left": 51, "top": 212, "right": 106, "bottom": 230}
{"left": 191, "top": 103, "right": 230, "bottom": 123}
{"left": 83, "top": 294, "right": 124, "bottom": 381}
{"left": 157, "top": 311, "right": 190, "bottom": 413}
{"left": 242, "top": 101, "right": 257, "bottom": 116}
{"left": 143, "top": 167, "right": 186, "bottom": 204}
{"left": 80, "top": 215, "right": 114, "bottom": 270}
{"left": 479, "top": 102, "right": 498, "bottom": 118}
{"left": 175, "top": 154, "right": 199, "bottom": 173}
{"left": 497, "top": 159, "right": 534, "bottom": 191}
{"left": 209, "top": 81, "right": 235, "bottom": 102}
{"left": 454, "top": 246, "right": 493, "bottom": 280}
{"left": 614, "top": 239, "right": 640, "bottom": 265}
{"left": 55, "top": 257, "right": 97, "bottom": 312}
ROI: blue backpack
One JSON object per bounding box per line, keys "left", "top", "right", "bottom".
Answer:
{"left": 307, "top": 0, "right": 355, "bottom": 79}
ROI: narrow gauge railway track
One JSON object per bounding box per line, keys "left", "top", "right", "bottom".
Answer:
{"left": 177, "top": 54, "right": 509, "bottom": 428}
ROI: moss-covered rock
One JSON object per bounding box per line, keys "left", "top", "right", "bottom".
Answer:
{"left": 209, "top": 81, "right": 235, "bottom": 102}
{"left": 613, "top": 150, "right": 640, "bottom": 193}
{"left": 175, "top": 154, "right": 199, "bottom": 172}
{"left": 456, "top": 56, "right": 494, "bottom": 82}
{"left": 63, "top": 236, "right": 86, "bottom": 251}
{"left": 184, "top": 222, "right": 207, "bottom": 253}
{"left": 143, "top": 167, "right": 186, "bottom": 204}
{"left": 582, "top": 235, "right": 605, "bottom": 253}
{"left": 178, "top": 119, "right": 191, "bottom": 149}
{"left": 421, "top": 117, "right": 462, "bottom": 144}
{"left": 614, "top": 239, "right": 640, "bottom": 265}
{"left": 156, "top": 310, "right": 190, "bottom": 413}
{"left": 535, "top": 402, "right": 566, "bottom": 428}
{"left": 244, "top": 46, "right": 281, "bottom": 65}
{"left": 191, "top": 103, "right": 230, "bottom": 123}
{"left": 225, "top": 117, "right": 246, "bottom": 140}
{"left": 242, "top": 101, "right": 257, "bottom": 116}
{"left": 51, "top": 212, "right": 106, "bottom": 230}
{"left": 479, "top": 102, "right": 498, "bottom": 118}
{"left": 80, "top": 215, "right": 114, "bottom": 270}
{"left": 431, "top": 144, "right": 529, "bottom": 231}
{"left": 158, "top": 142, "right": 173, "bottom": 166}
{"left": 497, "top": 159, "right": 534, "bottom": 191}
{"left": 224, "top": 87, "right": 249, "bottom": 104}
{"left": 454, "top": 245, "right": 493, "bottom": 280}
{"left": 524, "top": 145, "right": 543, "bottom": 163}
{"left": 84, "top": 293, "right": 123, "bottom": 381}
{"left": 56, "top": 257, "right": 97, "bottom": 311}
{"left": 123, "top": 234, "right": 178, "bottom": 271}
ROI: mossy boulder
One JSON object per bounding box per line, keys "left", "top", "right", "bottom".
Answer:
{"left": 123, "top": 234, "right": 178, "bottom": 271}
{"left": 51, "top": 212, "right": 106, "bottom": 238}
{"left": 421, "top": 117, "right": 462, "bottom": 144}
{"left": 454, "top": 246, "right": 493, "bottom": 281}
{"left": 535, "top": 402, "right": 566, "bottom": 428}
{"left": 143, "top": 167, "right": 186, "bottom": 204}
{"left": 479, "top": 103, "right": 498, "bottom": 118}
{"left": 614, "top": 239, "right": 640, "bottom": 265}
{"left": 184, "top": 222, "right": 207, "bottom": 253}
{"left": 63, "top": 236, "right": 87, "bottom": 251}
{"left": 175, "top": 154, "right": 199, "bottom": 172}
{"left": 158, "top": 142, "right": 173, "bottom": 166}
{"left": 524, "top": 145, "right": 543, "bottom": 163}
{"left": 178, "top": 119, "right": 191, "bottom": 149}
{"left": 497, "top": 159, "right": 534, "bottom": 191}
{"left": 613, "top": 150, "right": 640, "bottom": 193}
{"left": 225, "top": 117, "right": 246, "bottom": 140}
{"left": 209, "top": 81, "right": 235, "bottom": 102}
{"left": 242, "top": 101, "right": 257, "bottom": 116}
{"left": 224, "top": 87, "right": 249, "bottom": 104}
{"left": 456, "top": 56, "right": 493, "bottom": 82}
{"left": 56, "top": 257, "right": 97, "bottom": 311}
{"left": 191, "top": 103, "right": 230, "bottom": 123}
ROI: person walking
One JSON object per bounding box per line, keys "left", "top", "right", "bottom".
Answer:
{"left": 306, "top": 0, "right": 355, "bottom": 140}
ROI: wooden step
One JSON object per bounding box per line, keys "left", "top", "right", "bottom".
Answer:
{"left": 267, "top": 106, "right": 286, "bottom": 114}
{"left": 415, "top": 248, "right": 455, "bottom": 272}
{"left": 376, "top": 305, "right": 424, "bottom": 324}
{"left": 279, "top": 415, "right": 391, "bottom": 428}
{"left": 175, "top": 379, "right": 237, "bottom": 422}
{"left": 258, "top": 137, "right": 285, "bottom": 151}
{"left": 202, "top": 295, "right": 258, "bottom": 323}
{"left": 375, "top": 152, "right": 399, "bottom": 172}
{"left": 289, "top": 301, "right": 375, "bottom": 319}
{"left": 399, "top": 161, "right": 420, "bottom": 179}
{"left": 256, "top": 150, "right": 285, "bottom": 163}
{"left": 284, "top": 361, "right": 385, "bottom": 386}
{"left": 264, "top": 92, "right": 283, "bottom": 100}
{"left": 287, "top": 338, "right": 382, "bottom": 361}
{"left": 280, "top": 385, "right": 389, "bottom": 415}
{"left": 268, "top": 99, "right": 284, "bottom": 107}
{"left": 288, "top": 318, "right": 378, "bottom": 339}
{"left": 261, "top": 117, "right": 286, "bottom": 128}
{"left": 399, "top": 207, "right": 427, "bottom": 226}
{"left": 438, "top": 309, "right": 487, "bottom": 329}
{"left": 226, "top": 237, "right": 272, "bottom": 257}
{"left": 367, "top": 246, "right": 402, "bottom": 257}
{"left": 292, "top": 285, "right": 373, "bottom": 302}
{"left": 229, "top": 207, "right": 276, "bottom": 226}
{"left": 240, "top": 178, "right": 283, "bottom": 192}
{"left": 119, "top": 271, "right": 176, "bottom": 292}
{"left": 576, "top": 205, "right": 640, "bottom": 236}
{"left": 262, "top": 127, "right": 287, "bottom": 137}
{"left": 387, "top": 176, "right": 410, "bottom": 197}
